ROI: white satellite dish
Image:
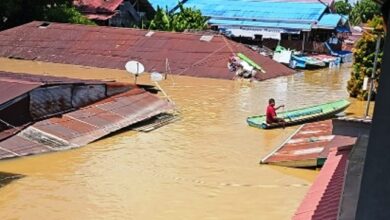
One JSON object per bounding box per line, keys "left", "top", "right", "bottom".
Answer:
{"left": 151, "top": 72, "right": 164, "bottom": 82}
{"left": 125, "top": 60, "right": 145, "bottom": 75}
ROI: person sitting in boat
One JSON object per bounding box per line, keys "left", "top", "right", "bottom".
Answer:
{"left": 266, "top": 98, "right": 285, "bottom": 125}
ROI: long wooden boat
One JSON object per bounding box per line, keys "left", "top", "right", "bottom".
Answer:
{"left": 247, "top": 99, "right": 350, "bottom": 129}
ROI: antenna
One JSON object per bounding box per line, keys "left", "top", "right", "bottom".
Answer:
{"left": 125, "top": 60, "right": 145, "bottom": 84}
{"left": 150, "top": 71, "right": 174, "bottom": 105}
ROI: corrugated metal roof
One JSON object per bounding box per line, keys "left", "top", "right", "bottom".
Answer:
{"left": 258, "top": 0, "right": 334, "bottom": 6}
{"left": 73, "top": 0, "right": 124, "bottom": 12}
{"left": 148, "top": 0, "right": 180, "bottom": 11}
{"left": 0, "top": 21, "right": 294, "bottom": 81}
{"left": 261, "top": 120, "right": 356, "bottom": 167}
{"left": 0, "top": 88, "right": 174, "bottom": 160}
{"left": 182, "top": 0, "right": 326, "bottom": 21}
{"left": 0, "top": 79, "right": 41, "bottom": 106}
{"left": 209, "top": 19, "right": 312, "bottom": 31}
{"left": 0, "top": 71, "right": 131, "bottom": 142}
{"left": 150, "top": 0, "right": 327, "bottom": 22}
{"left": 261, "top": 120, "right": 334, "bottom": 167}
{"left": 85, "top": 12, "right": 117, "bottom": 21}
{"left": 0, "top": 71, "right": 103, "bottom": 85}
{"left": 293, "top": 146, "right": 351, "bottom": 220}
{"left": 316, "top": 14, "right": 342, "bottom": 29}
{"left": 150, "top": 0, "right": 340, "bottom": 31}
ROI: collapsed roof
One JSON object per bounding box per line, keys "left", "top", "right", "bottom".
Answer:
{"left": 0, "top": 71, "right": 174, "bottom": 160}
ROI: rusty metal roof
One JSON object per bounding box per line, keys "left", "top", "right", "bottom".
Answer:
{"left": 84, "top": 13, "right": 117, "bottom": 21}
{"left": 293, "top": 146, "right": 351, "bottom": 220}
{"left": 0, "top": 21, "right": 294, "bottom": 81}
{"left": 0, "top": 71, "right": 103, "bottom": 85}
{"left": 0, "top": 79, "right": 41, "bottom": 106}
{"left": 0, "top": 88, "right": 174, "bottom": 160}
{"left": 0, "top": 70, "right": 108, "bottom": 108}
{"left": 73, "top": 0, "right": 124, "bottom": 12}
{"left": 261, "top": 120, "right": 356, "bottom": 167}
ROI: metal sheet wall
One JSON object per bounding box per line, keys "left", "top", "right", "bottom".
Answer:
{"left": 29, "top": 85, "right": 73, "bottom": 120}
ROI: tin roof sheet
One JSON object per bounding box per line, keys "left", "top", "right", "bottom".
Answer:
{"left": 85, "top": 12, "right": 117, "bottom": 20}
{"left": 182, "top": 0, "right": 326, "bottom": 21}
{"left": 261, "top": 120, "right": 356, "bottom": 167}
{"left": 0, "top": 71, "right": 103, "bottom": 85}
{"left": 150, "top": 0, "right": 327, "bottom": 22}
{"left": 293, "top": 146, "right": 351, "bottom": 220}
{"left": 148, "top": 0, "right": 179, "bottom": 11}
{"left": 261, "top": 120, "right": 334, "bottom": 167}
{"left": 0, "top": 21, "right": 294, "bottom": 81}
{"left": 259, "top": 0, "right": 334, "bottom": 5}
{"left": 73, "top": 0, "right": 124, "bottom": 12}
{"left": 0, "top": 79, "right": 41, "bottom": 106}
{"left": 316, "top": 14, "right": 342, "bottom": 29}
{"left": 0, "top": 88, "right": 174, "bottom": 160}
{"left": 209, "top": 19, "right": 312, "bottom": 31}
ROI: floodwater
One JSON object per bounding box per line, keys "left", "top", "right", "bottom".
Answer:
{"left": 0, "top": 58, "right": 372, "bottom": 220}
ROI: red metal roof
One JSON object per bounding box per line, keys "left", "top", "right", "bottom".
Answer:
{"left": 0, "top": 79, "right": 41, "bottom": 106}
{"left": 293, "top": 146, "right": 351, "bottom": 220}
{"left": 0, "top": 70, "right": 109, "bottom": 107}
{"left": 0, "top": 71, "right": 103, "bottom": 85}
{"left": 73, "top": 0, "right": 124, "bottom": 13}
{"left": 261, "top": 120, "right": 334, "bottom": 167}
{"left": 0, "top": 21, "right": 294, "bottom": 81}
{"left": 0, "top": 88, "right": 173, "bottom": 160}
{"left": 261, "top": 120, "right": 357, "bottom": 167}
{"left": 84, "top": 12, "right": 117, "bottom": 20}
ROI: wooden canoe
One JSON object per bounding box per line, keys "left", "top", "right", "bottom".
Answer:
{"left": 247, "top": 99, "right": 350, "bottom": 129}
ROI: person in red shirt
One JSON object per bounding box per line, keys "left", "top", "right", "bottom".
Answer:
{"left": 266, "top": 98, "right": 285, "bottom": 125}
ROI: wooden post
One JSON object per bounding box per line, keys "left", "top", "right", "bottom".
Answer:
{"left": 302, "top": 32, "right": 306, "bottom": 52}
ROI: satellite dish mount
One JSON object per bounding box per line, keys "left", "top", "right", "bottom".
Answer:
{"left": 125, "top": 60, "right": 145, "bottom": 84}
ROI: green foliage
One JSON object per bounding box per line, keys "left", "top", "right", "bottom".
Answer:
{"left": 0, "top": 0, "right": 94, "bottom": 30}
{"left": 347, "top": 16, "right": 384, "bottom": 100}
{"left": 148, "top": 4, "right": 207, "bottom": 32}
{"left": 349, "top": 0, "right": 381, "bottom": 25}
{"left": 148, "top": 7, "right": 172, "bottom": 31}
{"left": 334, "top": 1, "right": 352, "bottom": 15}
{"left": 44, "top": 5, "right": 95, "bottom": 25}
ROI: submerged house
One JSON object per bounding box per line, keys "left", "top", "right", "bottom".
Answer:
{"left": 145, "top": 0, "right": 350, "bottom": 54}
{"left": 0, "top": 71, "right": 174, "bottom": 160}
{"left": 0, "top": 21, "right": 294, "bottom": 81}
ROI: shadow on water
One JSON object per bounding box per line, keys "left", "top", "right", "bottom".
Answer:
{"left": 0, "top": 172, "right": 24, "bottom": 188}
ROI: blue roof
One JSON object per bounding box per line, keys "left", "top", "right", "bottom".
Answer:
{"left": 317, "top": 14, "right": 342, "bottom": 29}
{"left": 147, "top": 0, "right": 329, "bottom": 31}
{"left": 148, "top": 0, "right": 179, "bottom": 11}
{"left": 149, "top": 0, "right": 327, "bottom": 21}
{"left": 182, "top": 0, "right": 326, "bottom": 22}
{"left": 209, "top": 18, "right": 312, "bottom": 31}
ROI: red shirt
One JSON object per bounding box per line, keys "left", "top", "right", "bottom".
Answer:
{"left": 266, "top": 105, "right": 277, "bottom": 124}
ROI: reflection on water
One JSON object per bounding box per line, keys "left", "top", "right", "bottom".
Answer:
{"left": 0, "top": 58, "right": 369, "bottom": 220}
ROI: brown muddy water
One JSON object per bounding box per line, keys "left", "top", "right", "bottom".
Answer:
{"left": 0, "top": 59, "right": 372, "bottom": 220}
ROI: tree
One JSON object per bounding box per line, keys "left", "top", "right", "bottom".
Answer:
{"left": 347, "top": 16, "right": 384, "bottom": 100}
{"left": 0, "top": 0, "right": 94, "bottom": 31}
{"left": 349, "top": 0, "right": 381, "bottom": 25}
{"left": 148, "top": 7, "right": 171, "bottom": 31}
{"left": 334, "top": 1, "right": 352, "bottom": 15}
{"left": 148, "top": 4, "right": 207, "bottom": 32}
{"left": 44, "top": 5, "right": 95, "bottom": 25}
